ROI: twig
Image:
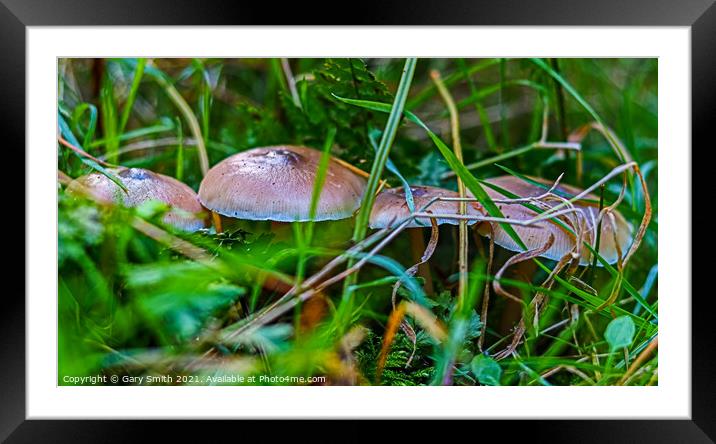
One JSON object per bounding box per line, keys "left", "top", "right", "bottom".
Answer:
{"left": 376, "top": 303, "right": 408, "bottom": 383}
{"left": 568, "top": 122, "right": 633, "bottom": 164}
{"left": 493, "top": 233, "right": 555, "bottom": 304}
{"left": 280, "top": 58, "right": 302, "bottom": 110}
{"left": 477, "top": 225, "right": 494, "bottom": 352}
{"left": 492, "top": 243, "right": 572, "bottom": 361}
{"left": 521, "top": 162, "right": 636, "bottom": 222}
{"left": 622, "top": 165, "right": 652, "bottom": 266}
{"left": 332, "top": 156, "right": 390, "bottom": 190}
{"left": 392, "top": 220, "right": 439, "bottom": 308}
{"left": 58, "top": 135, "right": 113, "bottom": 167}
{"left": 409, "top": 209, "right": 582, "bottom": 226}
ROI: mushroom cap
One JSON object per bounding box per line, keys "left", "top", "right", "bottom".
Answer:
{"left": 369, "top": 185, "right": 485, "bottom": 229}
{"left": 198, "top": 145, "right": 366, "bottom": 222}
{"left": 475, "top": 175, "right": 632, "bottom": 265}
{"left": 67, "top": 167, "right": 207, "bottom": 232}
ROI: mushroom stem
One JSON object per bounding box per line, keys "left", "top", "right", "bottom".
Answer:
{"left": 498, "top": 259, "right": 537, "bottom": 336}
{"left": 270, "top": 220, "right": 294, "bottom": 242}
{"left": 408, "top": 228, "right": 434, "bottom": 295}
{"left": 212, "top": 212, "right": 223, "bottom": 233}
{"left": 299, "top": 292, "right": 328, "bottom": 333}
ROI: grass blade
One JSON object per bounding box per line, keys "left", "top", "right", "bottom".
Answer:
{"left": 368, "top": 127, "right": 414, "bottom": 212}
{"left": 118, "top": 58, "right": 146, "bottom": 135}
{"left": 71, "top": 103, "right": 98, "bottom": 150}
{"left": 351, "top": 58, "right": 417, "bottom": 244}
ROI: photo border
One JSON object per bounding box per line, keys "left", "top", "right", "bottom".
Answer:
{"left": 4, "top": 0, "right": 712, "bottom": 440}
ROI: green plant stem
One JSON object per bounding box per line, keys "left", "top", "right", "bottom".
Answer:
{"left": 446, "top": 140, "right": 580, "bottom": 176}
{"left": 100, "top": 73, "right": 119, "bottom": 164}
{"left": 588, "top": 185, "right": 606, "bottom": 282}
{"left": 342, "top": 58, "right": 417, "bottom": 292}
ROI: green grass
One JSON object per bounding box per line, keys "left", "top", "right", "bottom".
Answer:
{"left": 57, "top": 57, "right": 658, "bottom": 387}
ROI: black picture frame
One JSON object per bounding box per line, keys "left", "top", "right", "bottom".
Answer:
{"left": 3, "top": 0, "right": 712, "bottom": 441}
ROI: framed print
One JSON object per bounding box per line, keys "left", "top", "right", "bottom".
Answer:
{"left": 4, "top": 0, "right": 713, "bottom": 440}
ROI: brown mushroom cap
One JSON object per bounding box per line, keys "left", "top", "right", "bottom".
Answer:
{"left": 198, "top": 145, "right": 366, "bottom": 222}
{"left": 67, "top": 167, "right": 207, "bottom": 232}
{"left": 369, "top": 185, "right": 485, "bottom": 229}
{"left": 475, "top": 175, "right": 632, "bottom": 265}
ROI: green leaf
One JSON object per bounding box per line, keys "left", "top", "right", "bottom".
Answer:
{"left": 471, "top": 354, "right": 502, "bottom": 386}
{"left": 464, "top": 309, "right": 482, "bottom": 341}
{"left": 605, "top": 316, "right": 636, "bottom": 351}
{"left": 71, "top": 103, "right": 98, "bottom": 149}
{"left": 126, "top": 261, "right": 245, "bottom": 343}
{"left": 223, "top": 324, "right": 293, "bottom": 353}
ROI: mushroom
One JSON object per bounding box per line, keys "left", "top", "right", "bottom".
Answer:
{"left": 198, "top": 145, "right": 366, "bottom": 224}
{"left": 198, "top": 145, "right": 366, "bottom": 327}
{"left": 67, "top": 167, "right": 207, "bottom": 232}
{"left": 369, "top": 185, "right": 485, "bottom": 294}
{"left": 475, "top": 175, "right": 632, "bottom": 265}
{"left": 369, "top": 185, "right": 484, "bottom": 229}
